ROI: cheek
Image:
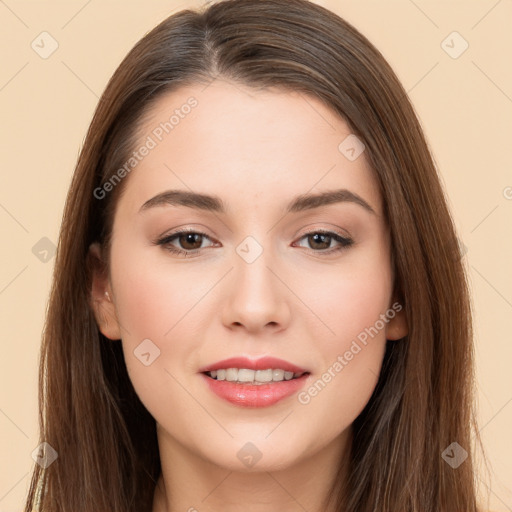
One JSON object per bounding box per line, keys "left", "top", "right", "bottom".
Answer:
{"left": 296, "top": 256, "right": 392, "bottom": 430}
{"left": 111, "top": 248, "right": 208, "bottom": 343}
{"left": 311, "top": 251, "right": 393, "bottom": 348}
{"left": 111, "top": 263, "right": 196, "bottom": 422}
{"left": 296, "top": 337, "right": 386, "bottom": 451}
{"left": 114, "top": 270, "right": 172, "bottom": 341}
{"left": 108, "top": 250, "right": 184, "bottom": 384}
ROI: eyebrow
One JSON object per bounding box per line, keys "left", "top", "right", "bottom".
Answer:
{"left": 139, "top": 188, "right": 376, "bottom": 215}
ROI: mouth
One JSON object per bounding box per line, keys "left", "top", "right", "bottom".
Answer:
{"left": 198, "top": 356, "right": 311, "bottom": 407}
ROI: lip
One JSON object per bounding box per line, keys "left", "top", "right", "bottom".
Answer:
{"left": 198, "top": 356, "right": 308, "bottom": 374}
{"left": 200, "top": 373, "right": 310, "bottom": 408}
{"left": 198, "top": 356, "right": 310, "bottom": 408}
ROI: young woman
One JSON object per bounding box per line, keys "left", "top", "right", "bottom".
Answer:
{"left": 24, "top": 0, "right": 489, "bottom": 510}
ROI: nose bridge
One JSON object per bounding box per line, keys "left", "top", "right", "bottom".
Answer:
{"left": 221, "top": 233, "right": 290, "bottom": 331}
{"left": 234, "top": 233, "right": 279, "bottom": 305}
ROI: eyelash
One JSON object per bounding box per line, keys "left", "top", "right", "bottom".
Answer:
{"left": 155, "top": 228, "right": 354, "bottom": 257}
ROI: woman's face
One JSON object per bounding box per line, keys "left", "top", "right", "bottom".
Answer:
{"left": 91, "top": 79, "right": 407, "bottom": 471}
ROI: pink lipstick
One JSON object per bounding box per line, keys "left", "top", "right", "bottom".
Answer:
{"left": 199, "top": 356, "right": 310, "bottom": 408}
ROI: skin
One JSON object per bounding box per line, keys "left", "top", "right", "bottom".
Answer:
{"left": 89, "top": 79, "right": 408, "bottom": 512}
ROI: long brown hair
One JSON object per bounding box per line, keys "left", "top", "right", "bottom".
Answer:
{"left": 24, "top": 0, "right": 489, "bottom": 510}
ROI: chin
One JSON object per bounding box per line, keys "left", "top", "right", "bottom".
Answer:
{"left": 199, "top": 434, "right": 310, "bottom": 473}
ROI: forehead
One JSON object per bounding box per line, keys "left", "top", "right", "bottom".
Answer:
{"left": 115, "top": 79, "right": 383, "bottom": 218}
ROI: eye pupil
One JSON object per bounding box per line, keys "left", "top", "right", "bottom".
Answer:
{"left": 309, "top": 233, "right": 330, "bottom": 249}
{"left": 180, "top": 233, "right": 203, "bottom": 249}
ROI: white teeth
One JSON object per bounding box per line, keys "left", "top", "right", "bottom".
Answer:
{"left": 237, "top": 368, "right": 255, "bottom": 382}
{"left": 226, "top": 368, "right": 239, "bottom": 381}
{"left": 272, "top": 369, "right": 284, "bottom": 381}
{"left": 207, "top": 367, "right": 305, "bottom": 383}
{"left": 255, "top": 369, "right": 273, "bottom": 382}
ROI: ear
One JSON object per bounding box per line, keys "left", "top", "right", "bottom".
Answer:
{"left": 385, "top": 291, "right": 408, "bottom": 341}
{"left": 87, "top": 242, "right": 122, "bottom": 340}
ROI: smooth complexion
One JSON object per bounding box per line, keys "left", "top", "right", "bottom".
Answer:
{"left": 90, "top": 79, "right": 408, "bottom": 512}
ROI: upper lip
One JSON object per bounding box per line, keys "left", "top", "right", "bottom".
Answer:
{"left": 198, "top": 356, "right": 308, "bottom": 374}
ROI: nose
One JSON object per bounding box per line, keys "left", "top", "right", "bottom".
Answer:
{"left": 220, "top": 246, "right": 291, "bottom": 334}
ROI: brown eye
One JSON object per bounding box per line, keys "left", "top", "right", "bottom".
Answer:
{"left": 295, "top": 230, "right": 354, "bottom": 254}
{"left": 307, "top": 233, "right": 332, "bottom": 250}
{"left": 155, "top": 230, "right": 215, "bottom": 257}
{"left": 176, "top": 232, "right": 204, "bottom": 250}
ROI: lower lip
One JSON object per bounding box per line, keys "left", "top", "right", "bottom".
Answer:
{"left": 200, "top": 373, "right": 309, "bottom": 408}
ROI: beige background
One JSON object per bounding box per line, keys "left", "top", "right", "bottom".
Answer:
{"left": 1, "top": 0, "right": 511, "bottom": 510}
